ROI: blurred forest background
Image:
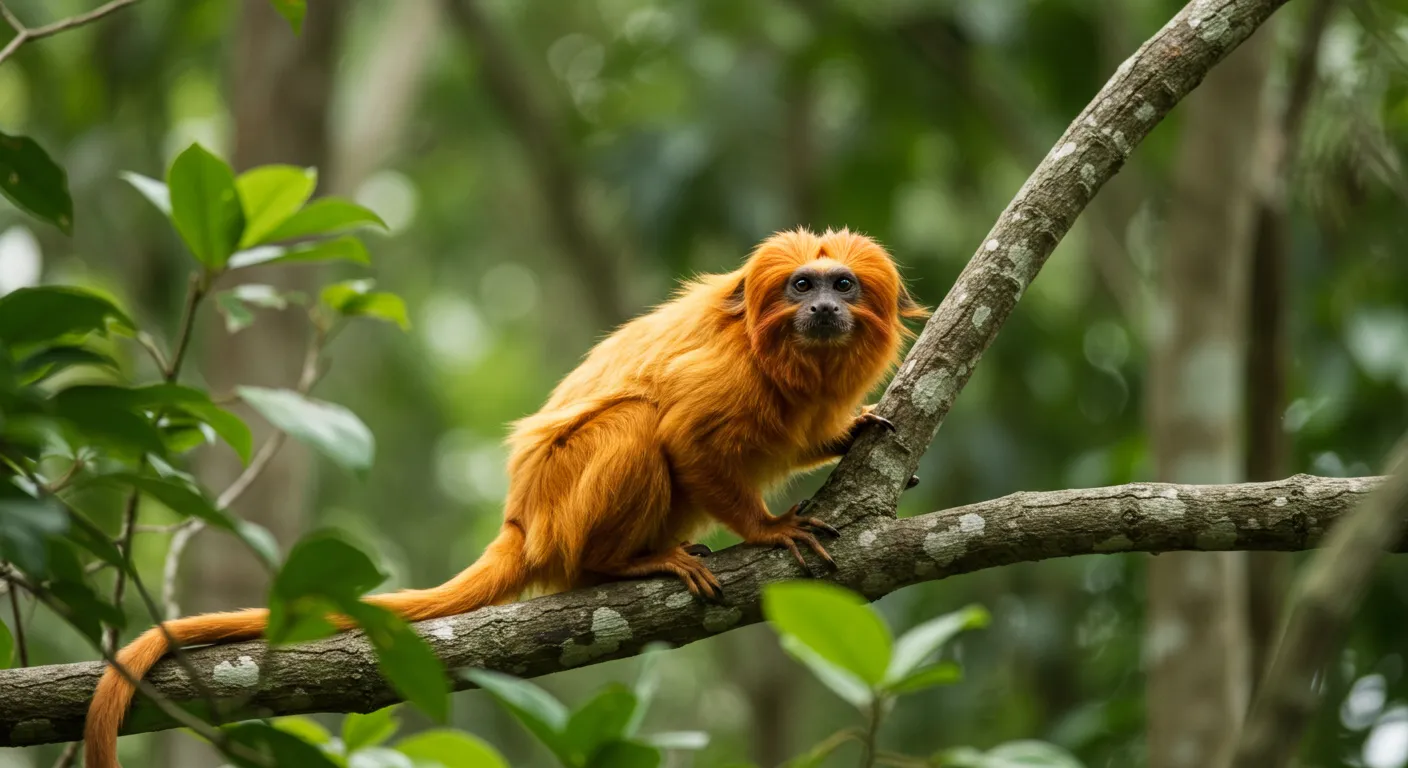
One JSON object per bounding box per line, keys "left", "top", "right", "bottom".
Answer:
{"left": 3, "top": 0, "right": 1408, "bottom": 766}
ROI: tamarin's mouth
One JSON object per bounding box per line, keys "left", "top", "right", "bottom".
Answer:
{"left": 795, "top": 316, "right": 853, "bottom": 343}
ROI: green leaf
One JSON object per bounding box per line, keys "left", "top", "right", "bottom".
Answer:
{"left": 882, "top": 661, "right": 962, "bottom": 695}
{"left": 215, "top": 284, "right": 305, "bottom": 334}
{"left": 17, "top": 345, "right": 118, "bottom": 381}
{"left": 236, "top": 165, "right": 317, "bottom": 247}
{"left": 885, "top": 604, "right": 988, "bottom": 684}
{"left": 51, "top": 384, "right": 252, "bottom": 462}
{"left": 235, "top": 520, "right": 282, "bottom": 568}
{"left": 63, "top": 507, "right": 130, "bottom": 573}
{"left": 936, "top": 740, "right": 1086, "bottom": 768}
{"left": 347, "top": 602, "right": 450, "bottom": 724}
{"left": 119, "top": 171, "right": 171, "bottom": 215}
{"left": 321, "top": 279, "right": 409, "bottom": 330}
{"left": 263, "top": 197, "right": 386, "bottom": 242}
{"left": 0, "top": 286, "right": 134, "bottom": 348}
{"left": 223, "top": 721, "right": 342, "bottom": 768}
{"left": 0, "top": 497, "right": 68, "bottom": 577}
{"left": 0, "top": 131, "right": 73, "bottom": 234}
{"left": 0, "top": 619, "right": 12, "bottom": 670}
{"left": 267, "top": 529, "right": 386, "bottom": 644}
{"left": 228, "top": 235, "right": 371, "bottom": 270}
{"left": 763, "top": 581, "right": 892, "bottom": 686}
{"left": 461, "top": 669, "right": 570, "bottom": 762}
{"left": 269, "top": 0, "right": 306, "bottom": 34}
{"left": 638, "top": 732, "right": 709, "bottom": 751}
{"left": 778, "top": 634, "right": 873, "bottom": 709}
{"left": 587, "top": 741, "right": 660, "bottom": 768}
{"left": 395, "top": 729, "right": 509, "bottom": 768}
{"left": 45, "top": 540, "right": 125, "bottom": 642}
{"left": 565, "top": 684, "right": 638, "bottom": 763}
{"left": 238, "top": 386, "right": 375, "bottom": 472}
{"left": 167, "top": 143, "right": 245, "bottom": 269}
{"left": 627, "top": 642, "right": 670, "bottom": 736}
{"left": 342, "top": 705, "right": 400, "bottom": 752}
{"left": 270, "top": 715, "right": 333, "bottom": 746}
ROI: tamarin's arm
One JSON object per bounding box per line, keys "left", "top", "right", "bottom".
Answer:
{"left": 798, "top": 405, "right": 895, "bottom": 464}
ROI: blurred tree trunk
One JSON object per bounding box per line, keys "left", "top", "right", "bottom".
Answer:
{"left": 1244, "top": 0, "right": 1335, "bottom": 686}
{"left": 1145, "top": 23, "right": 1275, "bottom": 768}
{"left": 164, "top": 3, "right": 345, "bottom": 766}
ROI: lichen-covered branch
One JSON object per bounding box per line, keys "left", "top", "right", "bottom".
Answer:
{"left": 0, "top": 474, "right": 1386, "bottom": 747}
{"left": 808, "top": 0, "right": 1291, "bottom": 528}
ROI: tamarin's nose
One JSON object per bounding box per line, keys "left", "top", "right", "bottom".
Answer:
{"left": 811, "top": 302, "right": 840, "bottom": 315}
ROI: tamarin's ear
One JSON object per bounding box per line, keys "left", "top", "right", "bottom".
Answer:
{"left": 897, "top": 283, "right": 930, "bottom": 321}
{"left": 723, "top": 276, "right": 747, "bottom": 317}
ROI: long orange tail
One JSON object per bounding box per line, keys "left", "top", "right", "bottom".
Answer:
{"left": 84, "top": 524, "right": 529, "bottom": 768}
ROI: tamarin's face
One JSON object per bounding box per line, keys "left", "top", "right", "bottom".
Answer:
{"left": 742, "top": 228, "right": 915, "bottom": 352}
{"left": 784, "top": 258, "right": 860, "bottom": 343}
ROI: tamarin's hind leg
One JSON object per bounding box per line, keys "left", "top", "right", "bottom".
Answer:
{"left": 590, "top": 545, "right": 723, "bottom": 601}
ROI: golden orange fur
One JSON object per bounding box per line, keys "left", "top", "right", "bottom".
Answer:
{"left": 83, "top": 227, "right": 926, "bottom": 767}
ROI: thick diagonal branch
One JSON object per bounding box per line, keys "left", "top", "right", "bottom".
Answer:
{"left": 0, "top": 474, "right": 1384, "bottom": 747}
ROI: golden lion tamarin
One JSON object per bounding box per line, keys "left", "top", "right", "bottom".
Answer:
{"left": 83, "top": 227, "right": 926, "bottom": 767}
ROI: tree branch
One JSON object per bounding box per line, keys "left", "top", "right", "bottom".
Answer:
{"left": 0, "top": 474, "right": 1384, "bottom": 747}
{"left": 0, "top": 0, "right": 141, "bottom": 66}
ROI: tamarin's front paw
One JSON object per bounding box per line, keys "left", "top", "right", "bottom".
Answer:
{"left": 750, "top": 500, "right": 841, "bottom": 572}
{"left": 855, "top": 411, "right": 895, "bottom": 432}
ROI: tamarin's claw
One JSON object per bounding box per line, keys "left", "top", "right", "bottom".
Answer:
{"left": 857, "top": 412, "right": 896, "bottom": 432}
{"left": 749, "top": 501, "right": 842, "bottom": 572}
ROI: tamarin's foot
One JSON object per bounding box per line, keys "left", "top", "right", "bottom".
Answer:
{"left": 681, "top": 542, "right": 713, "bottom": 557}
{"left": 907, "top": 475, "right": 920, "bottom": 489}
{"left": 751, "top": 500, "right": 841, "bottom": 571}
{"left": 604, "top": 545, "right": 724, "bottom": 601}
{"left": 855, "top": 411, "right": 895, "bottom": 432}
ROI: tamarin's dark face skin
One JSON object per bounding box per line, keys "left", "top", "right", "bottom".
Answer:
{"left": 786, "top": 263, "right": 860, "bottom": 343}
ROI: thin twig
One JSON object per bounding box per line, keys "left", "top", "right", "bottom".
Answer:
{"left": 0, "top": 0, "right": 142, "bottom": 66}
{"left": 101, "top": 489, "right": 141, "bottom": 655}
{"left": 49, "top": 740, "right": 80, "bottom": 768}
{"left": 165, "top": 272, "right": 205, "bottom": 382}
{"left": 4, "top": 563, "right": 26, "bottom": 666}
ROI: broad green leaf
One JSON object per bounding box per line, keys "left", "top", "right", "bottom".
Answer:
{"left": 17, "top": 345, "right": 118, "bottom": 381}
{"left": 267, "top": 530, "right": 386, "bottom": 644}
{"left": 120, "top": 171, "right": 171, "bottom": 215}
{"left": 461, "top": 669, "right": 571, "bottom": 762}
{"left": 263, "top": 197, "right": 386, "bottom": 242}
{"left": 236, "top": 165, "right": 317, "bottom": 247}
{"left": 395, "top": 729, "right": 508, "bottom": 768}
{"left": 45, "top": 541, "right": 124, "bottom": 642}
{"left": 236, "top": 520, "right": 282, "bottom": 568}
{"left": 228, "top": 235, "right": 371, "bottom": 270}
{"left": 564, "top": 684, "right": 638, "bottom": 763}
{"left": 0, "top": 619, "right": 12, "bottom": 669}
{"left": 881, "top": 661, "right": 962, "bottom": 695}
{"left": 342, "top": 705, "right": 400, "bottom": 753}
{"left": 778, "top": 634, "right": 873, "bottom": 709}
{"left": 270, "top": 716, "right": 333, "bottom": 746}
{"left": 885, "top": 604, "right": 989, "bottom": 684}
{"left": 763, "top": 581, "right": 892, "bottom": 686}
{"left": 167, "top": 143, "right": 245, "bottom": 269}
{"left": 587, "top": 741, "right": 660, "bottom": 768}
{"left": 238, "top": 386, "right": 375, "bottom": 472}
{"left": 223, "top": 721, "right": 342, "bottom": 768}
{"left": 0, "top": 498, "right": 68, "bottom": 577}
{"left": 51, "top": 383, "right": 252, "bottom": 462}
{"left": 0, "top": 286, "right": 134, "bottom": 348}
{"left": 638, "top": 732, "right": 709, "bottom": 751}
{"left": 346, "top": 602, "right": 449, "bottom": 723}
{"left": 0, "top": 131, "right": 73, "bottom": 234}
{"left": 321, "top": 279, "right": 409, "bottom": 330}
{"left": 345, "top": 747, "right": 410, "bottom": 767}
{"left": 50, "top": 388, "right": 166, "bottom": 457}
{"left": 63, "top": 507, "right": 130, "bottom": 572}
{"left": 269, "top": 0, "right": 306, "bottom": 34}
{"left": 216, "top": 292, "right": 255, "bottom": 334}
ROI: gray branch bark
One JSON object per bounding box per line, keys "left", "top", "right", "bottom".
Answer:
{"left": 0, "top": 474, "right": 1384, "bottom": 747}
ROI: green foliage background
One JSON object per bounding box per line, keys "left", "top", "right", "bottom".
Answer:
{"left": 2, "top": 0, "right": 1408, "bottom": 766}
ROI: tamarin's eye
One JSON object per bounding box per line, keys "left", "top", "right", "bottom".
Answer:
{"left": 793, "top": 278, "right": 812, "bottom": 292}
{"left": 834, "top": 277, "right": 854, "bottom": 292}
